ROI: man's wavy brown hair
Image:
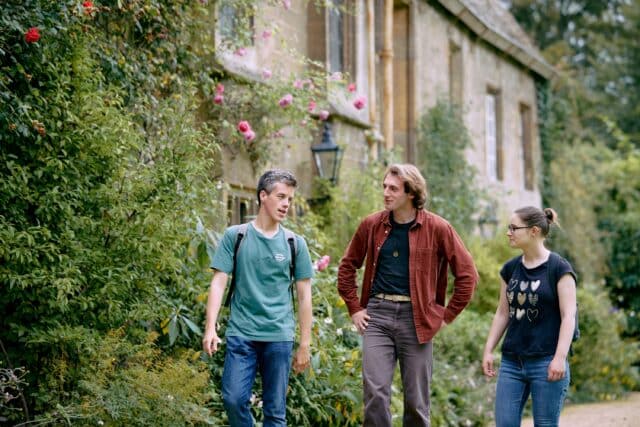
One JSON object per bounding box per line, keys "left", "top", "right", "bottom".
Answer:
{"left": 384, "top": 164, "right": 427, "bottom": 210}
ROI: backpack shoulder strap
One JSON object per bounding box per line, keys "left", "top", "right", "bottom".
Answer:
{"left": 237, "top": 222, "right": 249, "bottom": 236}
{"left": 224, "top": 223, "right": 249, "bottom": 307}
{"left": 282, "top": 226, "right": 299, "bottom": 314}
{"left": 282, "top": 227, "right": 297, "bottom": 281}
{"left": 283, "top": 228, "right": 298, "bottom": 252}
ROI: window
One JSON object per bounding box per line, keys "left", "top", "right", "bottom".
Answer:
{"left": 308, "top": 0, "right": 356, "bottom": 76}
{"left": 449, "top": 42, "right": 463, "bottom": 105}
{"left": 485, "top": 89, "right": 503, "bottom": 181}
{"left": 227, "top": 192, "right": 258, "bottom": 225}
{"left": 329, "top": 0, "right": 356, "bottom": 76}
{"left": 328, "top": 1, "right": 345, "bottom": 73}
{"left": 520, "top": 103, "right": 534, "bottom": 190}
{"left": 218, "top": 3, "right": 254, "bottom": 46}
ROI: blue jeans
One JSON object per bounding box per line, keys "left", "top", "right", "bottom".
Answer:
{"left": 222, "top": 336, "right": 294, "bottom": 427}
{"left": 495, "top": 355, "right": 569, "bottom": 427}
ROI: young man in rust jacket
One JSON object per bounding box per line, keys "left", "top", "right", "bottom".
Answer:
{"left": 338, "top": 163, "right": 478, "bottom": 427}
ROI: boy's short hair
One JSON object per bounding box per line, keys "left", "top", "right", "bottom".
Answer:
{"left": 256, "top": 169, "right": 297, "bottom": 205}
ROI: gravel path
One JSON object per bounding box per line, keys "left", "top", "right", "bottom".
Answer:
{"left": 521, "top": 392, "right": 640, "bottom": 427}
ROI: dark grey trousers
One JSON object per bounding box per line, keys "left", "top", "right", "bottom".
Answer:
{"left": 362, "top": 297, "right": 433, "bottom": 427}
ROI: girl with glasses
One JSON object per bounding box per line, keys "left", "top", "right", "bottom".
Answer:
{"left": 482, "top": 206, "right": 577, "bottom": 427}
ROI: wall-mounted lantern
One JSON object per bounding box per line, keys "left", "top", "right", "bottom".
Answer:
{"left": 311, "top": 121, "right": 343, "bottom": 185}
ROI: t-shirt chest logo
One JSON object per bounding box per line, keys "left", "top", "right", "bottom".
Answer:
{"left": 273, "top": 253, "right": 286, "bottom": 262}
{"left": 509, "top": 278, "right": 541, "bottom": 322}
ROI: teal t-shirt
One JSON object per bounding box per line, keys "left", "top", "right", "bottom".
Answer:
{"left": 211, "top": 223, "right": 314, "bottom": 341}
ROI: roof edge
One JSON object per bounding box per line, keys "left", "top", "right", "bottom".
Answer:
{"left": 436, "top": 0, "right": 555, "bottom": 80}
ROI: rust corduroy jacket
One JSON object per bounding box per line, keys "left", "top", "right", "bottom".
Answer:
{"left": 337, "top": 209, "right": 479, "bottom": 343}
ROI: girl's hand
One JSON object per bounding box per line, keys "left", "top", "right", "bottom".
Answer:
{"left": 482, "top": 352, "right": 496, "bottom": 377}
{"left": 547, "top": 355, "right": 567, "bottom": 381}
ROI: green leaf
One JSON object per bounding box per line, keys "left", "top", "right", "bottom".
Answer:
{"left": 168, "top": 316, "right": 178, "bottom": 345}
{"left": 182, "top": 315, "right": 202, "bottom": 336}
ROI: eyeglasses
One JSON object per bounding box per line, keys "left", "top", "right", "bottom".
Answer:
{"left": 507, "top": 224, "right": 533, "bottom": 233}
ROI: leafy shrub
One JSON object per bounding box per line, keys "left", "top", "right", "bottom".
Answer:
{"left": 599, "top": 149, "right": 640, "bottom": 337}
{"left": 32, "top": 330, "right": 216, "bottom": 426}
{"left": 416, "top": 100, "right": 483, "bottom": 236}
{"left": 0, "top": 1, "right": 223, "bottom": 422}
{"left": 569, "top": 285, "right": 640, "bottom": 402}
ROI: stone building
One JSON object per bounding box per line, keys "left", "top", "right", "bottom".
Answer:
{"left": 215, "top": 0, "right": 553, "bottom": 226}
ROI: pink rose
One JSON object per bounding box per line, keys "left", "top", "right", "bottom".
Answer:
{"left": 237, "top": 121, "right": 251, "bottom": 133}
{"left": 282, "top": 0, "right": 291, "bottom": 10}
{"left": 216, "top": 83, "right": 224, "bottom": 94}
{"left": 316, "top": 255, "right": 331, "bottom": 271}
{"left": 214, "top": 94, "right": 224, "bottom": 104}
{"left": 262, "top": 68, "right": 272, "bottom": 79}
{"left": 279, "top": 94, "right": 293, "bottom": 107}
{"left": 319, "top": 110, "right": 330, "bottom": 121}
{"left": 25, "top": 27, "right": 40, "bottom": 43}
{"left": 308, "top": 100, "right": 316, "bottom": 112}
{"left": 262, "top": 30, "right": 272, "bottom": 39}
{"left": 353, "top": 95, "right": 367, "bottom": 110}
{"left": 293, "top": 79, "right": 304, "bottom": 89}
{"left": 244, "top": 130, "right": 256, "bottom": 141}
{"left": 235, "top": 47, "right": 247, "bottom": 57}
{"left": 347, "top": 83, "right": 356, "bottom": 92}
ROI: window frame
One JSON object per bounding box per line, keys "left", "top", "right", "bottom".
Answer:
{"left": 520, "top": 103, "right": 535, "bottom": 190}
{"left": 226, "top": 189, "right": 258, "bottom": 226}
{"left": 485, "top": 88, "right": 503, "bottom": 182}
{"left": 449, "top": 41, "right": 463, "bottom": 106}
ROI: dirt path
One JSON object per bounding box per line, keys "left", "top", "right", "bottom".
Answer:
{"left": 521, "top": 392, "right": 640, "bottom": 427}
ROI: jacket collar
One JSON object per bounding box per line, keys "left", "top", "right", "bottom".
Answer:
{"left": 381, "top": 209, "right": 428, "bottom": 228}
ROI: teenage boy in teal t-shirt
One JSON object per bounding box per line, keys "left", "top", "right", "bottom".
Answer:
{"left": 202, "top": 170, "right": 314, "bottom": 427}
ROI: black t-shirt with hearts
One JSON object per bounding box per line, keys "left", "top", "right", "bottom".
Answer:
{"left": 499, "top": 254, "right": 576, "bottom": 358}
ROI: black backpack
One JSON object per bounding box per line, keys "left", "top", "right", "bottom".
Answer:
{"left": 503, "top": 252, "right": 580, "bottom": 342}
{"left": 223, "top": 223, "right": 298, "bottom": 308}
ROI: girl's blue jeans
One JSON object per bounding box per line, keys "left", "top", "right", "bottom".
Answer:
{"left": 495, "top": 354, "right": 569, "bottom": 427}
{"left": 222, "top": 336, "right": 294, "bottom": 427}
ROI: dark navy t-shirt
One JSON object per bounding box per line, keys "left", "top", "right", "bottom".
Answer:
{"left": 371, "top": 215, "right": 414, "bottom": 296}
{"left": 500, "top": 253, "right": 576, "bottom": 358}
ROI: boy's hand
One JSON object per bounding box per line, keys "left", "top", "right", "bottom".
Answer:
{"left": 292, "top": 344, "right": 310, "bottom": 374}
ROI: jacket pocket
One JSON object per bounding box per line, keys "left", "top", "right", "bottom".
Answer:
{"left": 415, "top": 247, "right": 433, "bottom": 271}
